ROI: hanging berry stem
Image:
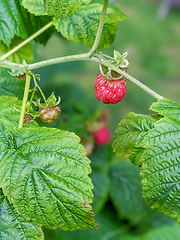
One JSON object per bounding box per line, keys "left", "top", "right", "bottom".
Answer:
{"left": 18, "top": 73, "right": 31, "bottom": 128}
{"left": 32, "top": 73, "right": 47, "bottom": 105}
{"left": 93, "top": 58, "right": 164, "bottom": 100}
{"left": 28, "top": 87, "right": 37, "bottom": 112}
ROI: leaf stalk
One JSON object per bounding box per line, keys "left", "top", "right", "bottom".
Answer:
{"left": 0, "top": 21, "right": 54, "bottom": 60}
{"left": 88, "top": 0, "right": 109, "bottom": 57}
{"left": 18, "top": 73, "right": 31, "bottom": 128}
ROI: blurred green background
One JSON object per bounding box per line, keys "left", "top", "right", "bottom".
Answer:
{"left": 32, "top": 0, "right": 180, "bottom": 239}
{"left": 33, "top": 0, "right": 180, "bottom": 134}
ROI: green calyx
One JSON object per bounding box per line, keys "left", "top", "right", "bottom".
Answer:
{"left": 99, "top": 51, "right": 129, "bottom": 80}
{"left": 34, "top": 92, "right": 61, "bottom": 108}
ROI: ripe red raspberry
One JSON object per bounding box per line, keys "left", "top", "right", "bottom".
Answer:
{"left": 39, "top": 106, "right": 60, "bottom": 123}
{"left": 94, "top": 74, "right": 126, "bottom": 104}
{"left": 93, "top": 126, "right": 111, "bottom": 146}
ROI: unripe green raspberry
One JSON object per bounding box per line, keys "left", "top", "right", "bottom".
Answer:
{"left": 39, "top": 106, "right": 61, "bottom": 123}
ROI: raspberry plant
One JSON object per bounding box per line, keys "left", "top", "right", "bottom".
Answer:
{"left": 0, "top": 0, "right": 179, "bottom": 239}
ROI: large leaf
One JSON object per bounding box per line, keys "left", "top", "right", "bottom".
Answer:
{"left": 0, "top": 0, "right": 54, "bottom": 46}
{"left": 0, "top": 68, "right": 25, "bottom": 99}
{"left": 0, "top": 37, "right": 34, "bottom": 64}
{"left": 109, "top": 161, "right": 151, "bottom": 222}
{"left": 0, "top": 127, "right": 97, "bottom": 230}
{"left": 140, "top": 98, "right": 180, "bottom": 222}
{"left": 150, "top": 98, "right": 180, "bottom": 121}
{"left": 44, "top": 0, "right": 91, "bottom": 18}
{"left": 22, "top": 0, "right": 47, "bottom": 16}
{"left": 0, "top": 189, "right": 44, "bottom": 240}
{"left": 112, "top": 112, "right": 156, "bottom": 166}
{"left": 55, "top": 3, "right": 126, "bottom": 48}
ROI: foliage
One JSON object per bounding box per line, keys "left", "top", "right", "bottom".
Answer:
{"left": 0, "top": 0, "right": 180, "bottom": 239}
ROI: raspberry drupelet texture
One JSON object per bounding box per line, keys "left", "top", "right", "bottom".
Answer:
{"left": 94, "top": 73, "right": 127, "bottom": 104}
{"left": 39, "top": 105, "right": 61, "bottom": 123}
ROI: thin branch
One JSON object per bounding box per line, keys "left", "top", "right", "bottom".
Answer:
{"left": 88, "top": 0, "right": 109, "bottom": 57}
{"left": 0, "top": 21, "right": 54, "bottom": 60}
{"left": 0, "top": 54, "right": 164, "bottom": 101}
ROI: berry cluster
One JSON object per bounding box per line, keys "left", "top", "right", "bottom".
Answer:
{"left": 95, "top": 74, "right": 126, "bottom": 104}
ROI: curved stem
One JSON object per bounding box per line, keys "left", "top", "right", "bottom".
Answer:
{"left": 89, "top": 0, "right": 109, "bottom": 57}
{"left": 0, "top": 53, "right": 90, "bottom": 71}
{"left": 28, "top": 87, "right": 36, "bottom": 112}
{"left": 18, "top": 73, "right": 31, "bottom": 128}
{"left": 91, "top": 57, "right": 164, "bottom": 100}
{"left": 0, "top": 53, "right": 164, "bottom": 100}
{"left": 32, "top": 73, "right": 47, "bottom": 104}
{"left": 0, "top": 21, "right": 54, "bottom": 60}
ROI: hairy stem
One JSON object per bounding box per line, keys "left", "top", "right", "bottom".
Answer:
{"left": 18, "top": 73, "right": 31, "bottom": 128}
{"left": 0, "top": 53, "right": 164, "bottom": 100}
{"left": 89, "top": 0, "right": 109, "bottom": 57}
{"left": 0, "top": 21, "right": 54, "bottom": 60}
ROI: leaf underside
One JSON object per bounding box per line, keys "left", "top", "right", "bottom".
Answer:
{"left": 44, "top": 0, "right": 91, "bottom": 18}
{"left": 22, "top": 0, "right": 47, "bottom": 16}
{"left": 55, "top": 3, "right": 126, "bottom": 49}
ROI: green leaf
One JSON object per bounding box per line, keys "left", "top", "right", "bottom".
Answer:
{"left": 0, "top": 68, "right": 25, "bottom": 99}
{"left": 0, "top": 189, "right": 44, "bottom": 240}
{"left": 0, "top": 127, "right": 97, "bottom": 230}
{"left": 122, "top": 222, "right": 180, "bottom": 240}
{"left": 140, "top": 115, "right": 180, "bottom": 222}
{"left": 44, "top": 0, "right": 91, "bottom": 18}
{"left": 22, "top": 0, "right": 47, "bottom": 16}
{"left": 0, "top": 37, "right": 34, "bottom": 64}
{"left": 0, "top": 0, "right": 27, "bottom": 46}
{"left": 0, "top": 96, "right": 38, "bottom": 128}
{"left": 55, "top": 3, "right": 126, "bottom": 48}
{"left": 140, "top": 99, "right": 180, "bottom": 222}
{"left": 112, "top": 112, "right": 156, "bottom": 166}
{"left": 0, "top": 0, "right": 54, "bottom": 46}
{"left": 150, "top": 98, "right": 180, "bottom": 121}
{"left": 109, "top": 161, "right": 151, "bottom": 221}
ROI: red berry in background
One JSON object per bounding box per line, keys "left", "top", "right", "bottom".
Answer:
{"left": 94, "top": 73, "right": 126, "bottom": 104}
{"left": 39, "top": 106, "right": 61, "bottom": 123}
{"left": 93, "top": 126, "right": 111, "bottom": 146}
